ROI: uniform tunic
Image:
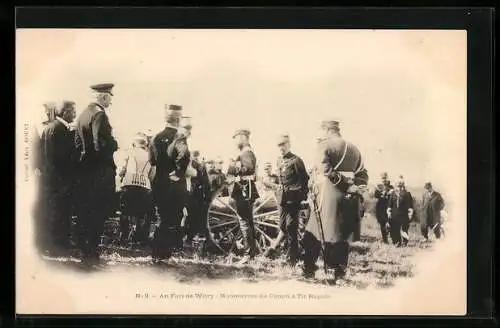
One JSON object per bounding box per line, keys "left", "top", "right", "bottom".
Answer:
{"left": 74, "top": 102, "right": 118, "bottom": 259}
{"left": 374, "top": 182, "right": 394, "bottom": 242}
{"left": 276, "top": 151, "right": 309, "bottom": 264}
{"left": 387, "top": 188, "right": 414, "bottom": 245}
{"left": 149, "top": 125, "right": 190, "bottom": 259}
{"left": 227, "top": 146, "right": 260, "bottom": 257}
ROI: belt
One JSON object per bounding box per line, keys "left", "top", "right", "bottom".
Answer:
{"left": 240, "top": 175, "right": 255, "bottom": 181}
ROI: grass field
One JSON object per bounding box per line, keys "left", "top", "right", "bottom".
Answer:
{"left": 45, "top": 207, "right": 436, "bottom": 289}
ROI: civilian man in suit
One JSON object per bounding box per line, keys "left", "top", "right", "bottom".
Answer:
{"left": 226, "top": 129, "right": 260, "bottom": 264}
{"left": 41, "top": 100, "right": 78, "bottom": 255}
{"left": 149, "top": 105, "right": 190, "bottom": 262}
{"left": 74, "top": 83, "right": 118, "bottom": 264}
{"left": 420, "top": 182, "right": 446, "bottom": 241}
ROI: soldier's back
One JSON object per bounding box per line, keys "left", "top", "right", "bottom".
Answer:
{"left": 152, "top": 127, "right": 177, "bottom": 175}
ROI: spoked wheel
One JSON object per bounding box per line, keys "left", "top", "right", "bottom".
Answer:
{"left": 207, "top": 187, "right": 281, "bottom": 256}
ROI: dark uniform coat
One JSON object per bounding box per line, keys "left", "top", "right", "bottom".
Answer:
{"left": 276, "top": 152, "right": 309, "bottom": 206}
{"left": 227, "top": 146, "right": 260, "bottom": 202}
{"left": 374, "top": 182, "right": 394, "bottom": 221}
{"left": 149, "top": 125, "right": 190, "bottom": 222}
{"left": 387, "top": 188, "right": 414, "bottom": 220}
{"left": 74, "top": 103, "right": 118, "bottom": 257}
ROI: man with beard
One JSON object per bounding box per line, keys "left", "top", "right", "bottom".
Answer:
{"left": 387, "top": 176, "right": 414, "bottom": 247}
{"left": 374, "top": 172, "right": 394, "bottom": 243}
{"left": 420, "top": 182, "right": 446, "bottom": 241}
{"left": 74, "top": 83, "right": 118, "bottom": 265}
{"left": 41, "top": 100, "right": 78, "bottom": 256}
{"left": 301, "top": 120, "right": 369, "bottom": 281}
{"left": 149, "top": 105, "right": 190, "bottom": 262}
{"left": 226, "top": 129, "right": 260, "bottom": 264}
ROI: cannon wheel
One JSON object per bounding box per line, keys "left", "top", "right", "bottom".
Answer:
{"left": 206, "top": 186, "right": 281, "bottom": 256}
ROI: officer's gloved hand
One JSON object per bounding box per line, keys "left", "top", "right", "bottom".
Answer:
{"left": 347, "top": 185, "right": 359, "bottom": 194}
{"left": 408, "top": 208, "right": 414, "bottom": 221}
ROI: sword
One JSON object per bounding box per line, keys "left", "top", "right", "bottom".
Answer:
{"left": 309, "top": 172, "right": 328, "bottom": 275}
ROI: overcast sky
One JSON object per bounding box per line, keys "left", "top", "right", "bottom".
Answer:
{"left": 16, "top": 29, "right": 466, "bottom": 199}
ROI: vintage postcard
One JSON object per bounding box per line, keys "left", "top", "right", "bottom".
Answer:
{"left": 16, "top": 29, "right": 467, "bottom": 315}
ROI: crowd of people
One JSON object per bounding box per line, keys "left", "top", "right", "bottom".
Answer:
{"left": 31, "top": 82, "right": 447, "bottom": 281}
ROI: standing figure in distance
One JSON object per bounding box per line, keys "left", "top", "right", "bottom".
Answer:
{"left": 301, "top": 120, "right": 369, "bottom": 281}
{"left": 74, "top": 83, "right": 118, "bottom": 265}
{"left": 149, "top": 105, "right": 190, "bottom": 262}
{"left": 374, "top": 172, "right": 394, "bottom": 243}
{"left": 386, "top": 176, "right": 414, "bottom": 247}
{"left": 420, "top": 182, "right": 445, "bottom": 241}
{"left": 226, "top": 129, "right": 260, "bottom": 264}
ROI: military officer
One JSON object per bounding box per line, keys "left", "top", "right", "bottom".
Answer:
{"left": 74, "top": 83, "right": 118, "bottom": 264}
{"left": 301, "top": 120, "right": 369, "bottom": 281}
{"left": 387, "top": 176, "right": 414, "bottom": 247}
{"left": 273, "top": 135, "right": 309, "bottom": 266}
{"left": 226, "top": 129, "right": 260, "bottom": 264}
{"left": 374, "top": 172, "right": 394, "bottom": 243}
{"left": 149, "top": 105, "right": 190, "bottom": 262}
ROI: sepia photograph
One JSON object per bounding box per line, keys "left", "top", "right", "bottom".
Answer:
{"left": 16, "top": 28, "right": 467, "bottom": 315}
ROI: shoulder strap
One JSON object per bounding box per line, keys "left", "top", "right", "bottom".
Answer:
{"left": 333, "top": 141, "right": 349, "bottom": 171}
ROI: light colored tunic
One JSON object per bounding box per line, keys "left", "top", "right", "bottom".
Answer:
{"left": 120, "top": 147, "right": 153, "bottom": 190}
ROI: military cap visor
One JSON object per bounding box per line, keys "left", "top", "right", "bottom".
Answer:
{"left": 165, "top": 104, "right": 183, "bottom": 111}
{"left": 90, "top": 83, "right": 114, "bottom": 96}
{"left": 233, "top": 129, "right": 251, "bottom": 138}
{"left": 277, "top": 134, "right": 290, "bottom": 145}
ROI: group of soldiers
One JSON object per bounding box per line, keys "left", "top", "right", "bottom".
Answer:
{"left": 31, "top": 82, "right": 447, "bottom": 281}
